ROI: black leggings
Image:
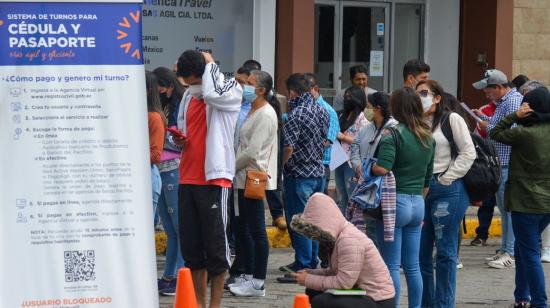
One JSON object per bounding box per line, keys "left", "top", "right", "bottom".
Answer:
{"left": 306, "top": 289, "right": 395, "bottom": 308}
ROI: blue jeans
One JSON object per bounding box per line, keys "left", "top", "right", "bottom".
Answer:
{"left": 284, "top": 176, "right": 326, "bottom": 270}
{"left": 237, "top": 190, "right": 269, "bottom": 279}
{"left": 512, "top": 212, "right": 550, "bottom": 308}
{"left": 420, "top": 178, "right": 470, "bottom": 308}
{"left": 496, "top": 167, "right": 514, "bottom": 255}
{"left": 158, "top": 168, "right": 185, "bottom": 278}
{"left": 151, "top": 165, "right": 162, "bottom": 224}
{"left": 334, "top": 163, "right": 356, "bottom": 215}
{"left": 376, "top": 194, "right": 425, "bottom": 308}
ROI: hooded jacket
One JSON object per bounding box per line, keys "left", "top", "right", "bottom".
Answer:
{"left": 176, "top": 63, "right": 242, "bottom": 181}
{"left": 490, "top": 87, "right": 550, "bottom": 214}
{"left": 291, "top": 193, "right": 395, "bottom": 302}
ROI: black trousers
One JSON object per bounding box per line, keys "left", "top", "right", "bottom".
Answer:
{"left": 306, "top": 289, "right": 395, "bottom": 308}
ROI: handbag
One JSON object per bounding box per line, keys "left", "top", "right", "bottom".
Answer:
{"left": 243, "top": 144, "right": 273, "bottom": 200}
{"left": 244, "top": 170, "right": 270, "bottom": 200}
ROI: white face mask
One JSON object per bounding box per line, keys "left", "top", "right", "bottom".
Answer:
{"left": 188, "top": 85, "right": 202, "bottom": 98}
{"left": 421, "top": 96, "right": 434, "bottom": 113}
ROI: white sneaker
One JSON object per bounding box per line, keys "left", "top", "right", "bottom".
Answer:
{"left": 485, "top": 251, "right": 504, "bottom": 261}
{"left": 542, "top": 247, "right": 550, "bottom": 263}
{"left": 227, "top": 274, "right": 249, "bottom": 289}
{"left": 457, "top": 262, "right": 464, "bottom": 269}
{"left": 488, "top": 253, "right": 515, "bottom": 269}
{"left": 229, "top": 280, "right": 265, "bottom": 297}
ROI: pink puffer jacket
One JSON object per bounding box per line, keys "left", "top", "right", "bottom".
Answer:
{"left": 291, "top": 193, "right": 395, "bottom": 302}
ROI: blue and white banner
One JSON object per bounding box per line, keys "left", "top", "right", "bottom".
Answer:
{"left": 0, "top": 2, "right": 158, "bottom": 308}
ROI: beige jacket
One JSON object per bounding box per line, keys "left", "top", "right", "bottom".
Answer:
{"left": 235, "top": 104, "right": 278, "bottom": 190}
{"left": 291, "top": 193, "right": 395, "bottom": 302}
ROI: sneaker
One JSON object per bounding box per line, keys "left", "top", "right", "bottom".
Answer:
{"left": 488, "top": 253, "right": 515, "bottom": 269}
{"left": 159, "top": 285, "right": 177, "bottom": 296}
{"left": 511, "top": 301, "right": 530, "bottom": 307}
{"left": 485, "top": 251, "right": 504, "bottom": 261}
{"left": 541, "top": 247, "right": 550, "bottom": 263}
{"left": 229, "top": 280, "right": 266, "bottom": 297}
{"left": 470, "top": 236, "right": 487, "bottom": 246}
{"left": 226, "top": 274, "right": 249, "bottom": 289}
{"left": 158, "top": 278, "right": 177, "bottom": 295}
{"left": 457, "top": 262, "right": 464, "bottom": 269}
{"left": 278, "top": 263, "right": 297, "bottom": 273}
{"left": 273, "top": 216, "right": 287, "bottom": 230}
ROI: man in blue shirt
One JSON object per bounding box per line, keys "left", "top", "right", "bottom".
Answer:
{"left": 304, "top": 73, "right": 340, "bottom": 193}
{"left": 278, "top": 73, "right": 329, "bottom": 279}
{"left": 473, "top": 69, "right": 523, "bottom": 269}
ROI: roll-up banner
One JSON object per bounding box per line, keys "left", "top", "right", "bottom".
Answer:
{"left": 0, "top": 1, "right": 158, "bottom": 307}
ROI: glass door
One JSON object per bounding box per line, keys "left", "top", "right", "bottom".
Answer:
{"left": 314, "top": 1, "right": 390, "bottom": 102}
{"left": 340, "top": 2, "right": 389, "bottom": 92}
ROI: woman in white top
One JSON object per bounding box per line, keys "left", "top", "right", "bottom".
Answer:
{"left": 229, "top": 70, "right": 278, "bottom": 297}
{"left": 416, "top": 80, "right": 476, "bottom": 308}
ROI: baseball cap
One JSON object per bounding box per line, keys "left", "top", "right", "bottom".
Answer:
{"left": 472, "top": 69, "right": 508, "bottom": 90}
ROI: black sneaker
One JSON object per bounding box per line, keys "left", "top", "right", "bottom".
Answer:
{"left": 278, "top": 262, "right": 297, "bottom": 273}
{"left": 470, "top": 236, "right": 487, "bottom": 246}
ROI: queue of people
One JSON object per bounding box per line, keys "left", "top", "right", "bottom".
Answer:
{"left": 143, "top": 51, "right": 550, "bottom": 308}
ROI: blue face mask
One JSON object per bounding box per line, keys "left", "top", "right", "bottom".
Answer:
{"left": 243, "top": 85, "right": 257, "bottom": 102}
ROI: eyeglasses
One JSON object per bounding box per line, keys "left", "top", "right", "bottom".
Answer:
{"left": 417, "top": 90, "right": 433, "bottom": 98}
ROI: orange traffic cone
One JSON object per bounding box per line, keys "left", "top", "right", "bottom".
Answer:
{"left": 173, "top": 268, "right": 198, "bottom": 308}
{"left": 293, "top": 294, "right": 310, "bottom": 308}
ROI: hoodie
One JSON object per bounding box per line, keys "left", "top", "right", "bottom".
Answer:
{"left": 291, "top": 193, "right": 395, "bottom": 302}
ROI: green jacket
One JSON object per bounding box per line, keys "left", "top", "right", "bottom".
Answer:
{"left": 490, "top": 113, "right": 550, "bottom": 213}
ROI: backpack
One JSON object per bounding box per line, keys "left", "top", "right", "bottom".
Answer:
{"left": 440, "top": 113, "right": 502, "bottom": 201}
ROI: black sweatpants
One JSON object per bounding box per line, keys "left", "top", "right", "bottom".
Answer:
{"left": 179, "top": 184, "right": 231, "bottom": 277}
{"left": 306, "top": 289, "right": 395, "bottom": 308}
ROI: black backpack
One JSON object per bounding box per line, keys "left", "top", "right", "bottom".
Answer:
{"left": 440, "top": 113, "right": 502, "bottom": 201}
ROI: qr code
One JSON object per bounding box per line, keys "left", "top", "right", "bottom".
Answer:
{"left": 64, "top": 250, "right": 96, "bottom": 282}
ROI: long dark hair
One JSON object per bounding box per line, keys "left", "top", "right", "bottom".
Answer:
{"left": 444, "top": 92, "right": 472, "bottom": 130}
{"left": 368, "top": 92, "right": 391, "bottom": 122}
{"left": 340, "top": 85, "right": 367, "bottom": 132}
{"left": 416, "top": 80, "right": 450, "bottom": 132}
{"left": 145, "top": 71, "right": 167, "bottom": 125}
{"left": 152, "top": 67, "right": 185, "bottom": 120}
{"left": 368, "top": 92, "right": 392, "bottom": 141}
{"left": 390, "top": 87, "right": 431, "bottom": 146}
{"left": 251, "top": 70, "right": 282, "bottom": 127}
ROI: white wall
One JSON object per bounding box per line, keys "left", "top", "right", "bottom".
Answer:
{"left": 253, "top": 0, "right": 276, "bottom": 76}
{"left": 424, "top": 0, "right": 460, "bottom": 95}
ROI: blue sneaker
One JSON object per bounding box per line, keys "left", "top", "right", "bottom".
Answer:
{"left": 158, "top": 278, "right": 177, "bottom": 296}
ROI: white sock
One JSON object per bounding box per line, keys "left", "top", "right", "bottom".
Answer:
{"left": 252, "top": 278, "right": 264, "bottom": 289}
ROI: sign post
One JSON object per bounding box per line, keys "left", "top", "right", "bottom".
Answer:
{"left": 0, "top": 1, "right": 158, "bottom": 307}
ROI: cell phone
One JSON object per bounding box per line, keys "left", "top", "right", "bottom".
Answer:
{"left": 165, "top": 127, "right": 187, "bottom": 139}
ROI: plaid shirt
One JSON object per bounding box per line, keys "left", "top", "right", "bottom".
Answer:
{"left": 284, "top": 93, "right": 329, "bottom": 178}
{"left": 481, "top": 88, "right": 523, "bottom": 166}
{"left": 316, "top": 96, "right": 340, "bottom": 165}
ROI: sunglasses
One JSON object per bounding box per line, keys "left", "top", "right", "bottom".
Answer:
{"left": 417, "top": 90, "right": 433, "bottom": 98}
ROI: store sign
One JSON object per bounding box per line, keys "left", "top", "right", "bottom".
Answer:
{"left": 142, "top": 0, "right": 254, "bottom": 76}
{"left": 0, "top": 2, "right": 158, "bottom": 307}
